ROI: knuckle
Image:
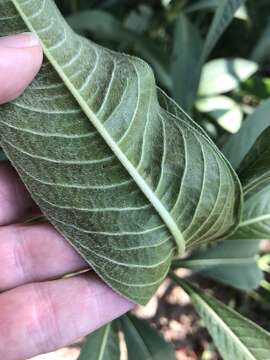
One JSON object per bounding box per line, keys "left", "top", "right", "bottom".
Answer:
{"left": 12, "top": 226, "right": 29, "bottom": 282}
{"left": 27, "top": 282, "right": 61, "bottom": 354}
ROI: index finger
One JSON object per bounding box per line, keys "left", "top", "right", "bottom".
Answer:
{"left": 0, "top": 274, "right": 134, "bottom": 360}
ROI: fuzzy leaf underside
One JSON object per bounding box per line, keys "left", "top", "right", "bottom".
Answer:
{"left": 0, "top": 0, "right": 242, "bottom": 304}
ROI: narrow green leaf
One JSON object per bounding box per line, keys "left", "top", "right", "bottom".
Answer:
{"left": 78, "top": 323, "right": 120, "bottom": 360}
{"left": 222, "top": 99, "right": 270, "bottom": 168}
{"left": 201, "top": 0, "right": 247, "bottom": 62}
{"left": 199, "top": 58, "right": 258, "bottom": 97}
{"left": 185, "top": 0, "right": 218, "bottom": 13}
{"left": 121, "top": 314, "right": 176, "bottom": 360}
{"left": 171, "top": 275, "right": 270, "bottom": 360}
{"left": 186, "top": 0, "right": 248, "bottom": 21}
{"left": 234, "top": 127, "right": 270, "bottom": 239}
{"left": 251, "top": 20, "right": 270, "bottom": 64}
{"left": 171, "top": 14, "right": 203, "bottom": 112}
{"left": 0, "top": 0, "right": 242, "bottom": 304}
{"left": 172, "top": 239, "right": 263, "bottom": 290}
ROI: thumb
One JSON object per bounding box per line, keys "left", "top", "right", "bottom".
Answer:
{"left": 0, "top": 32, "right": 43, "bottom": 105}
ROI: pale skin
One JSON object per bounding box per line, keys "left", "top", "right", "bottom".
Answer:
{"left": 0, "top": 33, "right": 134, "bottom": 360}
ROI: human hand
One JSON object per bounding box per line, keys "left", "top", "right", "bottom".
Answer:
{"left": 0, "top": 33, "right": 133, "bottom": 360}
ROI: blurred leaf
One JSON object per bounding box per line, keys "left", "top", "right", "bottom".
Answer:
{"left": 196, "top": 96, "right": 243, "bottom": 133}
{"left": 199, "top": 58, "right": 258, "bottom": 96}
{"left": 67, "top": 10, "right": 128, "bottom": 40}
{"left": 78, "top": 323, "right": 120, "bottom": 360}
{"left": 171, "top": 276, "right": 270, "bottom": 360}
{"left": 186, "top": 0, "right": 248, "bottom": 20}
{"left": 0, "top": 148, "right": 7, "bottom": 161}
{"left": 121, "top": 314, "right": 176, "bottom": 360}
{"left": 234, "top": 127, "right": 270, "bottom": 239}
{"left": 124, "top": 5, "right": 152, "bottom": 34}
{"left": 241, "top": 77, "right": 270, "bottom": 100}
{"left": 185, "top": 0, "right": 218, "bottom": 13}
{"left": 222, "top": 99, "right": 270, "bottom": 168}
{"left": 251, "top": 20, "right": 270, "bottom": 64}
{"left": 172, "top": 239, "right": 263, "bottom": 290}
{"left": 234, "top": 5, "right": 249, "bottom": 21}
{"left": 171, "top": 14, "right": 203, "bottom": 111}
{"left": 201, "top": 0, "right": 247, "bottom": 62}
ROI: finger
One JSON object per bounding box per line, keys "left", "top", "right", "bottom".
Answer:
{"left": 0, "top": 162, "right": 38, "bottom": 225}
{"left": 0, "top": 32, "right": 43, "bottom": 104}
{"left": 0, "top": 274, "right": 134, "bottom": 360}
{"left": 0, "top": 222, "right": 87, "bottom": 291}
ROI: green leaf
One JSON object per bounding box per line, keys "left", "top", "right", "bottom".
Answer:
{"left": 240, "top": 77, "right": 270, "bottom": 101}
{"left": 121, "top": 314, "right": 176, "bottom": 360}
{"left": 234, "top": 127, "right": 270, "bottom": 239}
{"left": 223, "top": 99, "right": 270, "bottom": 169}
{"left": 0, "top": 0, "right": 242, "bottom": 304}
{"left": 251, "top": 20, "right": 270, "bottom": 64}
{"left": 201, "top": 0, "right": 247, "bottom": 62}
{"left": 67, "top": 10, "right": 172, "bottom": 90}
{"left": 196, "top": 96, "right": 243, "bottom": 133}
{"left": 78, "top": 323, "right": 120, "bottom": 360}
{"left": 172, "top": 239, "right": 263, "bottom": 290}
{"left": 171, "top": 14, "right": 203, "bottom": 112}
{"left": 67, "top": 10, "right": 128, "bottom": 41}
{"left": 199, "top": 58, "right": 258, "bottom": 97}
{"left": 185, "top": 0, "right": 218, "bottom": 13}
{"left": 171, "top": 275, "right": 270, "bottom": 360}
{"left": 0, "top": 148, "right": 7, "bottom": 161}
{"left": 186, "top": 0, "right": 248, "bottom": 21}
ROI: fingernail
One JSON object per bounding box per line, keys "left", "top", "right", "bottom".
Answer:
{"left": 0, "top": 32, "right": 40, "bottom": 48}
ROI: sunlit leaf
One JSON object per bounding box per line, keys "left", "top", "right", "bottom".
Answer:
{"left": 196, "top": 96, "right": 243, "bottom": 133}
{"left": 199, "top": 58, "right": 258, "bottom": 97}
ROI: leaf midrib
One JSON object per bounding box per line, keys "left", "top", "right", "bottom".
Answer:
{"left": 98, "top": 325, "right": 110, "bottom": 360}
{"left": 239, "top": 213, "right": 270, "bottom": 228}
{"left": 12, "top": 0, "right": 185, "bottom": 255}
{"left": 179, "top": 257, "right": 256, "bottom": 268}
{"left": 174, "top": 277, "right": 258, "bottom": 360}
{"left": 195, "top": 294, "right": 256, "bottom": 360}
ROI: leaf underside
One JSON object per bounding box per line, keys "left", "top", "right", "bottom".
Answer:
{"left": 0, "top": 0, "right": 242, "bottom": 304}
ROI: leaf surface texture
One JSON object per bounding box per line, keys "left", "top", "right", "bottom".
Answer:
{"left": 172, "top": 276, "right": 270, "bottom": 360}
{"left": 0, "top": 0, "right": 242, "bottom": 304}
